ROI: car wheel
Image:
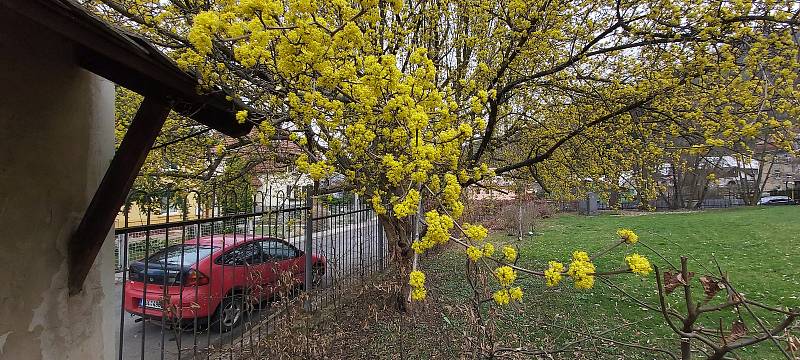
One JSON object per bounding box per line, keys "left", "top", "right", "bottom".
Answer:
{"left": 211, "top": 295, "right": 247, "bottom": 333}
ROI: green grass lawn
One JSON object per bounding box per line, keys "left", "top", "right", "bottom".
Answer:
{"left": 421, "top": 206, "right": 800, "bottom": 359}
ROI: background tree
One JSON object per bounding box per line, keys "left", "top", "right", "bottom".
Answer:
{"left": 94, "top": 0, "right": 800, "bottom": 306}
{"left": 116, "top": 87, "right": 276, "bottom": 213}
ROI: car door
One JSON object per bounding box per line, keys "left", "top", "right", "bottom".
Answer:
{"left": 259, "top": 240, "right": 302, "bottom": 295}
{"left": 216, "top": 242, "right": 266, "bottom": 300}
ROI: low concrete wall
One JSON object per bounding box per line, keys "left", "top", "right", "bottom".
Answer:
{"left": 0, "top": 11, "right": 116, "bottom": 360}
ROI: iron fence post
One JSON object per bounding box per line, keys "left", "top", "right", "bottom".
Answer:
{"left": 377, "top": 219, "right": 384, "bottom": 270}
{"left": 304, "top": 186, "right": 314, "bottom": 310}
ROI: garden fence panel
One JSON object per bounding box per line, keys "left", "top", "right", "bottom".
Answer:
{"left": 114, "top": 186, "right": 387, "bottom": 360}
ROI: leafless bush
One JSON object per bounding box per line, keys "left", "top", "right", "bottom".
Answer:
{"left": 498, "top": 200, "right": 554, "bottom": 237}
{"left": 463, "top": 198, "right": 554, "bottom": 237}
{"left": 463, "top": 253, "right": 798, "bottom": 360}
{"left": 650, "top": 257, "right": 798, "bottom": 360}
{"left": 462, "top": 198, "right": 505, "bottom": 229}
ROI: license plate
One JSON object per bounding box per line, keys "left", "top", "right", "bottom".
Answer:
{"left": 139, "top": 299, "right": 163, "bottom": 309}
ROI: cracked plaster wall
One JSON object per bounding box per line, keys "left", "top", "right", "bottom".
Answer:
{"left": 0, "top": 11, "right": 117, "bottom": 360}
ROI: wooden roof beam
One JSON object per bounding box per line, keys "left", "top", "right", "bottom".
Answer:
{"left": 68, "top": 96, "right": 171, "bottom": 295}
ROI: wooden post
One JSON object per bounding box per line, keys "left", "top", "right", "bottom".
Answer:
{"left": 68, "top": 97, "right": 171, "bottom": 295}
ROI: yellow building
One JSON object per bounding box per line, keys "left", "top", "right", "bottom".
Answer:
{"left": 115, "top": 192, "right": 208, "bottom": 228}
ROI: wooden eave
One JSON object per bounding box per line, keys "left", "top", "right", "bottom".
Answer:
{"left": 3, "top": 0, "right": 253, "bottom": 137}
{"left": 1, "top": 0, "right": 259, "bottom": 294}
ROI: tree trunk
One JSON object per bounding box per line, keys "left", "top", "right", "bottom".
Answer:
{"left": 694, "top": 179, "right": 711, "bottom": 209}
{"left": 672, "top": 164, "right": 681, "bottom": 209}
{"left": 609, "top": 189, "right": 620, "bottom": 209}
{"left": 754, "top": 157, "right": 774, "bottom": 204}
{"left": 680, "top": 338, "right": 691, "bottom": 360}
{"left": 378, "top": 214, "right": 415, "bottom": 311}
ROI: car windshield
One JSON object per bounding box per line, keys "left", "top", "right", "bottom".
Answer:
{"left": 146, "top": 244, "right": 217, "bottom": 266}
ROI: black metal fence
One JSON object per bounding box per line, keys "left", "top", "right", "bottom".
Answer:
{"left": 596, "top": 197, "right": 747, "bottom": 211}
{"left": 114, "top": 186, "right": 387, "bottom": 359}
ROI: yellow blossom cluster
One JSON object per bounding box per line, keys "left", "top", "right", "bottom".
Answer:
{"left": 617, "top": 229, "right": 639, "bottom": 244}
{"left": 625, "top": 253, "right": 653, "bottom": 276}
{"left": 295, "top": 154, "right": 334, "bottom": 181}
{"left": 392, "top": 189, "right": 420, "bottom": 218}
{"left": 409, "top": 270, "right": 427, "bottom": 301}
{"left": 466, "top": 246, "right": 482, "bottom": 262}
{"left": 567, "top": 251, "right": 596, "bottom": 289}
{"left": 186, "top": 12, "right": 220, "bottom": 56}
{"left": 411, "top": 210, "right": 453, "bottom": 254}
{"left": 382, "top": 155, "right": 405, "bottom": 186}
{"left": 466, "top": 242, "right": 497, "bottom": 262}
{"left": 502, "top": 245, "right": 517, "bottom": 262}
{"left": 494, "top": 266, "right": 517, "bottom": 287}
{"left": 462, "top": 223, "right": 488, "bottom": 242}
{"left": 544, "top": 261, "right": 565, "bottom": 287}
{"left": 492, "top": 265, "right": 522, "bottom": 305}
{"left": 235, "top": 110, "right": 248, "bottom": 124}
{"left": 492, "top": 287, "right": 523, "bottom": 305}
{"left": 442, "top": 174, "right": 464, "bottom": 218}
{"left": 409, "top": 270, "right": 425, "bottom": 287}
{"left": 371, "top": 193, "right": 387, "bottom": 215}
{"left": 482, "top": 242, "right": 495, "bottom": 257}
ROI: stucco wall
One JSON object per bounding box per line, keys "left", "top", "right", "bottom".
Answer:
{"left": 0, "top": 11, "right": 116, "bottom": 360}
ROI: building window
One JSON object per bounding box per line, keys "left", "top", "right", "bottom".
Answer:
{"left": 158, "top": 195, "right": 182, "bottom": 216}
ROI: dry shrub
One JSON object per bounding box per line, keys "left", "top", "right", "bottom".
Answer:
{"left": 463, "top": 197, "right": 554, "bottom": 236}
{"left": 461, "top": 198, "right": 505, "bottom": 229}
{"left": 499, "top": 200, "right": 555, "bottom": 237}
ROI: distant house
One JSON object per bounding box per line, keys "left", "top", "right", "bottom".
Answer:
{"left": 703, "top": 156, "right": 760, "bottom": 188}
{"left": 249, "top": 140, "right": 311, "bottom": 209}
{"left": 761, "top": 150, "right": 800, "bottom": 192}
{"left": 114, "top": 192, "right": 210, "bottom": 227}
{"left": 651, "top": 147, "right": 799, "bottom": 207}
{"left": 702, "top": 149, "right": 799, "bottom": 196}
{"left": 467, "top": 171, "right": 539, "bottom": 201}
{"left": 254, "top": 170, "right": 312, "bottom": 209}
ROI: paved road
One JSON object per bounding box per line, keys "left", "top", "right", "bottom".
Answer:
{"left": 115, "top": 286, "right": 278, "bottom": 360}
{"left": 115, "top": 219, "right": 385, "bottom": 359}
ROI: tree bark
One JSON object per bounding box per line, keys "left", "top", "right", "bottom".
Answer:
{"left": 378, "top": 214, "right": 415, "bottom": 311}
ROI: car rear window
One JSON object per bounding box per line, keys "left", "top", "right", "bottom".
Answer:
{"left": 146, "top": 244, "right": 217, "bottom": 266}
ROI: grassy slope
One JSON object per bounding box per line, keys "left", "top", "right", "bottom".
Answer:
{"left": 421, "top": 206, "right": 800, "bottom": 359}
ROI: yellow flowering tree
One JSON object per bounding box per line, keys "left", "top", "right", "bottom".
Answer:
{"left": 91, "top": 0, "right": 799, "bottom": 305}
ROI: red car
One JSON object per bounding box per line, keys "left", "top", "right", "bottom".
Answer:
{"left": 124, "top": 235, "right": 325, "bottom": 332}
